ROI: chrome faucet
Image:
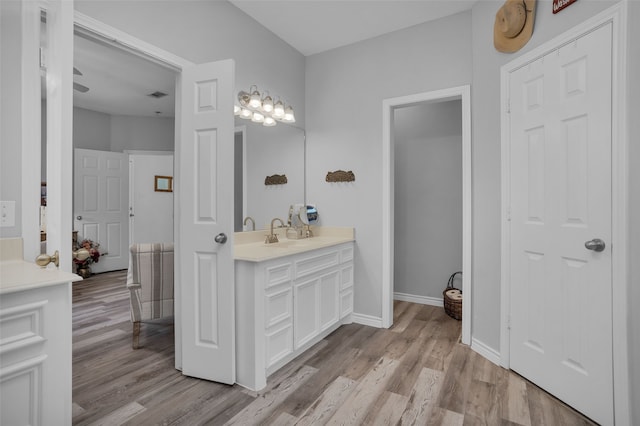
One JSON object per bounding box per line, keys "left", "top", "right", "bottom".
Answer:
{"left": 266, "top": 218, "right": 285, "bottom": 244}
{"left": 243, "top": 216, "right": 255, "bottom": 231}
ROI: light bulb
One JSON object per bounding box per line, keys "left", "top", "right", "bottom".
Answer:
{"left": 249, "top": 89, "right": 262, "bottom": 109}
{"left": 240, "top": 108, "right": 252, "bottom": 119}
{"left": 234, "top": 105, "right": 241, "bottom": 116}
{"left": 263, "top": 116, "right": 276, "bottom": 126}
{"left": 273, "top": 100, "right": 285, "bottom": 118}
{"left": 283, "top": 106, "right": 295, "bottom": 122}
{"left": 262, "top": 95, "right": 274, "bottom": 113}
{"left": 251, "top": 112, "right": 264, "bottom": 123}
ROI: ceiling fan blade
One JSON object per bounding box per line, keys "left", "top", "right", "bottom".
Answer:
{"left": 73, "top": 67, "right": 83, "bottom": 76}
{"left": 73, "top": 82, "right": 89, "bottom": 93}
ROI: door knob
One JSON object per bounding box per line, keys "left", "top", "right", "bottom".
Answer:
{"left": 214, "top": 233, "right": 228, "bottom": 244}
{"left": 76, "top": 215, "right": 82, "bottom": 220}
{"left": 585, "top": 238, "right": 605, "bottom": 252}
{"left": 35, "top": 250, "right": 59, "bottom": 268}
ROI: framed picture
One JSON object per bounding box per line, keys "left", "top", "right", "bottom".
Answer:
{"left": 154, "top": 175, "right": 173, "bottom": 192}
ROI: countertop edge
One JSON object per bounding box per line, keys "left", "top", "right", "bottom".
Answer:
{"left": 235, "top": 238, "right": 354, "bottom": 263}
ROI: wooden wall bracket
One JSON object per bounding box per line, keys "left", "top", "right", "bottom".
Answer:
{"left": 326, "top": 170, "right": 355, "bottom": 183}
{"left": 265, "top": 174, "right": 288, "bottom": 185}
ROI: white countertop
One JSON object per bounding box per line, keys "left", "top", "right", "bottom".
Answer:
{"left": 0, "top": 260, "right": 82, "bottom": 295}
{"left": 234, "top": 226, "right": 355, "bottom": 262}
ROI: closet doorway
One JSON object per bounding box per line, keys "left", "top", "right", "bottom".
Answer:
{"left": 382, "top": 86, "right": 471, "bottom": 345}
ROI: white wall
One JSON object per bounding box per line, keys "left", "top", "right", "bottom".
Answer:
{"left": 305, "top": 11, "right": 472, "bottom": 319}
{"left": 129, "top": 153, "right": 174, "bottom": 244}
{"left": 1, "top": 0, "right": 23, "bottom": 238}
{"left": 393, "top": 100, "right": 462, "bottom": 300}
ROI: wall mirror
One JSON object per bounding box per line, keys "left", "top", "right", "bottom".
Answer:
{"left": 235, "top": 121, "right": 305, "bottom": 231}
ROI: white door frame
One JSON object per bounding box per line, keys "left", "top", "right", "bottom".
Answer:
{"left": 499, "top": 2, "right": 629, "bottom": 423}
{"left": 382, "top": 85, "right": 472, "bottom": 345}
{"left": 72, "top": 12, "right": 193, "bottom": 369}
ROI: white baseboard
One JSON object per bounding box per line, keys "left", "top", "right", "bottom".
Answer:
{"left": 352, "top": 313, "right": 383, "bottom": 328}
{"left": 394, "top": 292, "right": 443, "bottom": 307}
{"left": 471, "top": 337, "right": 501, "bottom": 366}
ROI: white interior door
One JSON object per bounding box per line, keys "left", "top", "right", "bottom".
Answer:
{"left": 44, "top": 0, "right": 74, "bottom": 271}
{"left": 179, "top": 60, "right": 235, "bottom": 383}
{"left": 508, "top": 24, "right": 613, "bottom": 425}
{"left": 74, "top": 148, "right": 129, "bottom": 273}
{"left": 128, "top": 153, "right": 174, "bottom": 244}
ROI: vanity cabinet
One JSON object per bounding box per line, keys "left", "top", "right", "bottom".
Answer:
{"left": 235, "top": 241, "right": 354, "bottom": 391}
{"left": 0, "top": 256, "right": 79, "bottom": 426}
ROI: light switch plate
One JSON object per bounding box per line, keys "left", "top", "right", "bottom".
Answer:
{"left": 1, "top": 201, "right": 16, "bottom": 227}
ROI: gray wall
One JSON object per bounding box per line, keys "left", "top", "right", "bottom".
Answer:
{"left": 1, "top": 0, "right": 23, "bottom": 238}
{"left": 470, "top": 0, "right": 623, "bottom": 351}
{"left": 110, "top": 114, "right": 174, "bottom": 152}
{"left": 305, "top": 11, "right": 472, "bottom": 320}
{"left": 75, "top": 0, "right": 305, "bottom": 129}
{"left": 73, "top": 107, "right": 175, "bottom": 152}
{"left": 73, "top": 107, "right": 111, "bottom": 151}
{"left": 393, "top": 101, "right": 462, "bottom": 300}
{"left": 627, "top": 1, "right": 640, "bottom": 422}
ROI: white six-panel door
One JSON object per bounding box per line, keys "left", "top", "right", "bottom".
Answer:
{"left": 508, "top": 24, "right": 613, "bottom": 425}
{"left": 179, "top": 60, "right": 235, "bottom": 383}
{"left": 74, "top": 148, "right": 129, "bottom": 273}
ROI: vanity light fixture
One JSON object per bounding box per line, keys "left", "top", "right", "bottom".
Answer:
{"left": 235, "top": 85, "right": 295, "bottom": 126}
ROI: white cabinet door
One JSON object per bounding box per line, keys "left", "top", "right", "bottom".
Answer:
{"left": 319, "top": 270, "right": 340, "bottom": 332}
{"left": 294, "top": 276, "right": 319, "bottom": 349}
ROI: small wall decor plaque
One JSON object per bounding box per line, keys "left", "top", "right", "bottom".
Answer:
{"left": 154, "top": 175, "right": 173, "bottom": 192}
{"left": 326, "top": 170, "right": 355, "bottom": 183}
{"left": 265, "top": 174, "right": 288, "bottom": 186}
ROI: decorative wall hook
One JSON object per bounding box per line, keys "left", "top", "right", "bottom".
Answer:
{"left": 326, "top": 170, "right": 355, "bottom": 183}
{"left": 265, "top": 174, "right": 288, "bottom": 185}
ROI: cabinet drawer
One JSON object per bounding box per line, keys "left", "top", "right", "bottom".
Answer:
{"left": 265, "top": 262, "right": 293, "bottom": 289}
{"left": 295, "top": 251, "right": 339, "bottom": 279}
{"left": 0, "top": 301, "right": 47, "bottom": 355}
{"left": 340, "top": 246, "right": 354, "bottom": 263}
{"left": 265, "top": 287, "right": 292, "bottom": 328}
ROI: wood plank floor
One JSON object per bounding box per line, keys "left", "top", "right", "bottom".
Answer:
{"left": 72, "top": 271, "right": 597, "bottom": 425}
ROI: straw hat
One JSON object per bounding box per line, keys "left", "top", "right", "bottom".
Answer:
{"left": 494, "top": 0, "right": 536, "bottom": 53}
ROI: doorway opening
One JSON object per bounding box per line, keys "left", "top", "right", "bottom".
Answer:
{"left": 392, "top": 100, "right": 463, "bottom": 309}
{"left": 382, "top": 86, "right": 471, "bottom": 345}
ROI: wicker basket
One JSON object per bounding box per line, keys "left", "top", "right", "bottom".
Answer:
{"left": 443, "top": 271, "right": 462, "bottom": 320}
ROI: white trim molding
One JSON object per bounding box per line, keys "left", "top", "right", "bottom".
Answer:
{"left": 471, "top": 338, "right": 501, "bottom": 367}
{"left": 382, "top": 85, "right": 472, "bottom": 345}
{"left": 351, "top": 313, "right": 383, "bottom": 329}
{"left": 394, "top": 292, "right": 443, "bottom": 308}
{"left": 499, "top": 2, "right": 629, "bottom": 424}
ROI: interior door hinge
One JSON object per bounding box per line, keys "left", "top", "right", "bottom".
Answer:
{"left": 507, "top": 207, "right": 511, "bottom": 222}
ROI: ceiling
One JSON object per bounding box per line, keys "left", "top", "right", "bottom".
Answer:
{"left": 229, "top": 0, "right": 478, "bottom": 56}
{"left": 73, "top": 34, "right": 177, "bottom": 118}
{"left": 72, "top": 0, "right": 477, "bottom": 117}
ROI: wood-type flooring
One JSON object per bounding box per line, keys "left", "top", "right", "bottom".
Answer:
{"left": 72, "top": 270, "right": 597, "bottom": 425}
